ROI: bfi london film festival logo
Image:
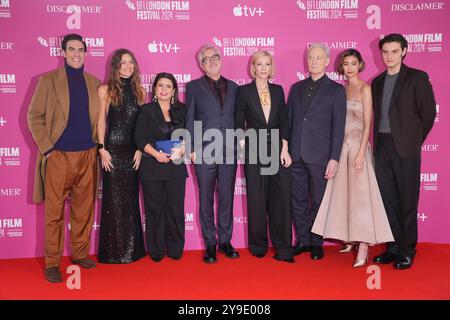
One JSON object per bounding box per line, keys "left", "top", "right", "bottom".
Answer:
{"left": 212, "top": 36, "right": 276, "bottom": 57}
{"left": 0, "top": 73, "right": 16, "bottom": 94}
{"left": 147, "top": 40, "right": 180, "bottom": 54}
{"left": 0, "top": 218, "right": 23, "bottom": 239}
{"left": 37, "top": 36, "right": 105, "bottom": 57}
{"left": 0, "top": 147, "right": 20, "bottom": 166}
{"left": 185, "top": 212, "right": 194, "bottom": 231}
{"left": 0, "top": 0, "right": 11, "bottom": 18}
{"left": 127, "top": 0, "right": 190, "bottom": 21}
{"left": 402, "top": 33, "right": 443, "bottom": 53}
{"left": 0, "top": 116, "right": 6, "bottom": 127}
{"left": 140, "top": 73, "right": 191, "bottom": 93}
{"left": 421, "top": 172, "right": 438, "bottom": 191}
{"left": 232, "top": 4, "right": 264, "bottom": 17}
{"left": 296, "top": 0, "right": 359, "bottom": 20}
{"left": 391, "top": 2, "right": 445, "bottom": 12}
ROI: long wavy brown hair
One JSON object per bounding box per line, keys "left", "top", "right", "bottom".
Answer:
{"left": 107, "top": 48, "right": 145, "bottom": 106}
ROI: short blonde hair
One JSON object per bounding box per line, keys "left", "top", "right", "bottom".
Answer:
{"left": 250, "top": 50, "right": 275, "bottom": 79}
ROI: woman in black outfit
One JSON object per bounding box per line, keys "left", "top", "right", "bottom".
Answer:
{"left": 97, "top": 48, "right": 146, "bottom": 264}
{"left": 235, "top": 50, "right": 294, "bottom": 263}
{"left": 135, "top": 72, "right": 187, "bottom": 262}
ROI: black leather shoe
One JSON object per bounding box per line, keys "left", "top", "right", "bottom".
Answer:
{"left": 44, "top": 267, "right": 62, "bottom": 283}
{"left": 310, "top": 246, "right": 324, "bottom": 260}
{"left": 218, "top": 242, "right": 240, "bottom": 259}
{"left": 293, "top": 244, "right": 311, "bottom": 256}
{"left": 373, "top": 251, "right": 397, "bottom": 264}
{"left": 394, "top": 256, "right": 413, "bottom": 270}
{"left": 203, "top": 246, "right": 217, "bottom": 264}
{"left": 253, "top": 253, "right": 266, "bottom": 258}
{"left": 273, "top": 254, "right": 295, "bottom": 263}
{"left": 151, "top": 256, "right": 163, "bottom": 262}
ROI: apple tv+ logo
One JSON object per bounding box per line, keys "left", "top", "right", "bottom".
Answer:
{"left": 233, "top": 4, "right": 264, "bottom": 17}
{"left": 148, "top": 41, "right": 180, "bottom": 54}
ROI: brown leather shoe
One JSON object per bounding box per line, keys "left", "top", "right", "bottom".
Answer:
{"left": 71, "top": 258, "right": 96, "bottom": 269}
{"left": 45, "top": 267, "right": 62, "bottom": 283}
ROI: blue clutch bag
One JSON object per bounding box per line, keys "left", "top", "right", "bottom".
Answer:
{"left": 154, "top": 140, "right": 181, "bottom": 155}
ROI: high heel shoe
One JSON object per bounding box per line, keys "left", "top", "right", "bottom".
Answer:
{"left": 353, "top": 243, "right": 369, "bottom": 268}
{"left": 338, "top": 244, "right": 354, "bottom": 253}
{"left": 353, "top": 255, "right": 368, "bottom": 268}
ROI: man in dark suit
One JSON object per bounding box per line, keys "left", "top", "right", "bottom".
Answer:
{"left": 288, "top": 43, "right": 346, "bottom": 260}
{"left": 186, "top": 44, "right": 240, "bottom": 263}
{"left": 372, "top": 34, "right": 436, "bottom": 270}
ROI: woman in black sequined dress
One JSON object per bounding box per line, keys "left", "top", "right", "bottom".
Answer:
{"left": 97, "top": 49, "right": 147, "bottom": 263}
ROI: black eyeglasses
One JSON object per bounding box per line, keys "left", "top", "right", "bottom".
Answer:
{"left": 202, "top": 54, "right": 221, "bottom": 64}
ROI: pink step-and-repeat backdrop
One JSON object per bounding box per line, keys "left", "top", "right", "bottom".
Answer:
{"left": 0, "top": 0, "right": 448, "bottom": 259}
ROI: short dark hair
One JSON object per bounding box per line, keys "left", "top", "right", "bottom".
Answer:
{"left": 378, "top": 33, "right": 408, "bottom": 51}
{"left": 338, "top": 49, "right": 365, "bottom": 74}
{"left": 61, "top": 33, "right": 87, "bottom": 51}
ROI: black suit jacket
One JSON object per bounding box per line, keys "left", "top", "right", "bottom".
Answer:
{"left": 287, "top": 75, "right": 347, "bottom": 165}
{"left": 235, "top": 81, "right": 289, "bottom": 161}
{"left": 372, "top": 63, "right": 436, "bottom": 158}
{"left": 134, "top": 101, "right": 188, "bottom": 181}
{"left": 185, "top": 76, "right": 238, "bottom": 161}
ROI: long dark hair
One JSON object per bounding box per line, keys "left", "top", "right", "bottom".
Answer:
{"left": 107, "top": 48, "right": 145, "bottom": 106}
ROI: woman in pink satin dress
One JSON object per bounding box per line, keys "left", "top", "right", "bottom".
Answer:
{"left": 312, "top": 49, "right": 394, "bottom": 267}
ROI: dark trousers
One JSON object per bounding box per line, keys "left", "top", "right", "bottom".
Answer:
{"left": 195, "top": 163, "right": 237, "bottom": 248}
{"left": 245, "top": 164, "right": 293, "bottom": 259}
{"left": 375, "top": 133, "right": 420, "bottom": 258}
{"left": 141, "top": 178, "right": 186, "bottom": 259}
{"left": 291, "top": 159, "right": 327, "bottom": 247}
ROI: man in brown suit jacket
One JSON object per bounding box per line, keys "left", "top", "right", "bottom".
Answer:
{"left": 371, "top": 34, "right": 436, "bottom": 270}
{"left": 27, "top": 33, "right": 101, "bottom": 283}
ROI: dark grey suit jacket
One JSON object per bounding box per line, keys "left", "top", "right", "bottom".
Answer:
{"left": 185, "top": 76, "right": 238, "bottom": 162}
{"left": 287, "top": 75, "right": 347, "bottom": 166}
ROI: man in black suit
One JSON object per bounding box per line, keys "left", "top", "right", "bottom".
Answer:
{"left": 186, "top": 44, "right": 239, "bottom": 263}
{"left": 372, "top": 34, "right": 436, "bottom": 270}
{"left": 288, "top": 43, "right": 346, "bottom": 260}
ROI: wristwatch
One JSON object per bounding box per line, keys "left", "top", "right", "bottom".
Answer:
{"left": 97, "top": 143, "right": 104, "bottom": 150}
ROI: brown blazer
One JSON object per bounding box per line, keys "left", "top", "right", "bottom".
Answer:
{"left": 27, "top": 67, "right": 102, "bottom": 203}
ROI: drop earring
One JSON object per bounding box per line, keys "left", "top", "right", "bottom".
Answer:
{"left": 171, "top": 96, "right": 175, "bottom": 104}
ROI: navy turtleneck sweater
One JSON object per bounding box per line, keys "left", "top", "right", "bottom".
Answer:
{"left": 54, "top": 62, "right": 95, "bottom": 151}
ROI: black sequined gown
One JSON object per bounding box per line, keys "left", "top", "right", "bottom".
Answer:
{"left": 98, "top": 77, "right": 146, "bottom": 263}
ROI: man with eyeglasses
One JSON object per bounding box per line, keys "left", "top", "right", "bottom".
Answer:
{"left": 186, "top": 44, "right": 240, "bottom": 263}
{"left": 28, "top": 33, "right": 101, "bottom": 282}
